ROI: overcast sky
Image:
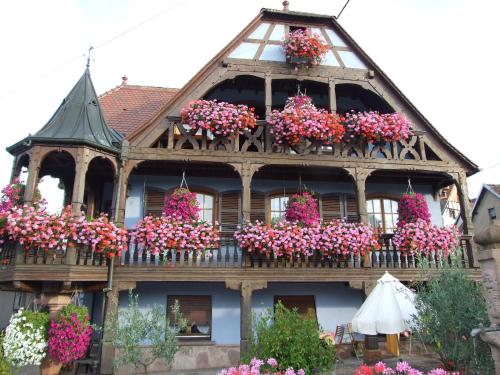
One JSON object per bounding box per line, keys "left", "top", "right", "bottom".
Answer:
{"left": 0, "top": 0, "right": 498, "bottom": 205}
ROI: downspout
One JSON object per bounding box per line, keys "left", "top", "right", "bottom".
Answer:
{"left": 98, "top": 141, "right": 127, "bottom": 373}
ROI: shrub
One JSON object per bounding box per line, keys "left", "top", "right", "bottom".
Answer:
{"left": 412, "top": 263, "right": 494, "bottom": 373}
{"left": 107, "top": 290, "right": 187, "bottom": 374}
{"left": 246, "top": 302, "right": 334, "bottom": 375}
{"left": 0, "top": 331, "right": 13, "bottom": 375}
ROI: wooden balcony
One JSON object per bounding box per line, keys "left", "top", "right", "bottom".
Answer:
{"left": 0, "top": 235, "right": 480, "bottom": 286}
{"left": 144, "top": 119, "right": 440, "bottom": 165}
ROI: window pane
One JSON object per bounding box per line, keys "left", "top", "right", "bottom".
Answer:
{"left": 338, "top": 50, "right": 367, "bottom": 69}
{"left": 392, "top": 200, "right": 398, "bottom": 212}
{"left": 204, "top": 195, "right": 213, "bottom": 210}
{"left": 325, "top": 28, "right": 347, "bottom": 47}
{"left": 372, "top": 199, "right": 381, "bottom": 213}
{"left": 269, "top": 24, "right": 285, "bottom": 41}
{"left": 196, "top": 193, "right": 204, "bottom": 208}
{"left": 280, "top": 197, "right": 289, "bottom": 211}
{"left": 373, "top": 213, "right": 382, "bottom": 228}
{"left": 368, "top": 214, "right": 377, "bottom": 227}
{"left": 249, "top": 23, "right": 270, "bottom": 39}
{"left": 366, "top": 200, "right": 374, "bottom": 213}
{"left": 322, "top": 50, "right": 340, "bottom": 66}
{"left": 271, "top": 198, "right": 280, "bottom": 211}
{"left": 260, "top": 44, "right": 286, "bottom": 62}
{"left": 229, "top": 42, "right": 260, "bottom": 59}
{"left": 383, "top": 199, "right": 392, "bottom": 213}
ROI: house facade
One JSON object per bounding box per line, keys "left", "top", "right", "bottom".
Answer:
{"left": 2, "top": 5, "right": 481, "bottom": 373}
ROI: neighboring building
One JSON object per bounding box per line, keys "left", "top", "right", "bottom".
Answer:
{"left": 440, "top": 185, "right": 461, "bottom": 227}
{"left": 2, "top": 5, "right": 481, "bottom": 373}
{"left": 472, "top": 184, "right": 500, "bottom": 233}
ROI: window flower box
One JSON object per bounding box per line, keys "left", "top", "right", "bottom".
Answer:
{"left": 283, "top": 29, "right": 329, "bottom": 69}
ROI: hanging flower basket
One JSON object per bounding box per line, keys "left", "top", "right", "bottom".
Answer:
{"left": 284, "top": 191, "right": 320, "bottom": 226}
{"left": 283, "top": 29, "right": 329, "bottom": 69}
{"left": 180, "top": 99, "right": 256, "bottom": 139}
{"left": 47, "top": 304, "right": 92, "bottom": 365}
{"left": 344, "top": 111, "right": 411, "bottom": 144}
{"left": 397, "top": 192, "right": 431, "bottom": 226}
{"left": 163, "top": 187, "right": 200, "bottom": 221}
{"left": 268, "top": 94, "right": 345, "bottom": 146}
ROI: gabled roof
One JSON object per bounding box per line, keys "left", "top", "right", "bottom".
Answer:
{"left": 7, "top": 68, "right": 122, "bottom": 155}
{"left": 99, "top": 84, "right": 178, "bottom": 137}
{"left": 126, "top": 7, "right": 478, "bottom": 175}
{"left": 472, "top": 184, "right": 500, "bottom": 217}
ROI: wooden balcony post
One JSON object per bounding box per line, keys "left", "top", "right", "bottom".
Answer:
{"left": 265, "top": 73, "right": 272, "bottom": 117}
{"left": 23, "top": 148, "right": 41, "bottom": 206}
{"left": 328, "top": 78, "right": 337, "bottom": 112}
{"left": 100, "top": 282, "right": 120, "bottom": 375}
{"left": 453, "top": 170, "right": 478, "bottom": 267}
{"left": 231, "top": 163, "right": 262, "bottom": 223}
{"left": 71, "top": 148, "right": 91, "bottom": 214}
{"left": 347, "top": 168, "right": 372, "bottom": 224}
{"left": 226, "top": 280, "right": 267, "bottom": 355}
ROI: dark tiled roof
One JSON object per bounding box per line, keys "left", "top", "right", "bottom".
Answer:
{"left": 99, "top": 85, "right": 179, "bottom": 137}
{"left": 33, "top": 68, "right": 121, "bottom": 151}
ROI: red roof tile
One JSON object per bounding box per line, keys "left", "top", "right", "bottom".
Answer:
{"left": 99, "top": 85, "right": 178, "bottom": 137}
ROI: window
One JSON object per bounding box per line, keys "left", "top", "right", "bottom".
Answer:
{"left": 270, "top": 195, "right": 289, "bottom": 223}
{"left": 195, "top": 192, "right": 214, "bottom": 223}
{"left": 167, "top": 295, "right": 211, "bottom": 340}
{"left": 367, "top": 198, "right": 399, "bottom": 233}
{"left": 274, "top": 295, "right": 317, "bottom": 321}
{"left": 489, "top": 207, "right": 497, "bottom": 220}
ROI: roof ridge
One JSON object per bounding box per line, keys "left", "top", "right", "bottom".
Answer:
{"left": 99, "top": 84, "right": 179, "bottom": 99}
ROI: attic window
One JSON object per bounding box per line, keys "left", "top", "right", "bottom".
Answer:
{"left": 289, "top": 26, "right": 306, "bottom": 33}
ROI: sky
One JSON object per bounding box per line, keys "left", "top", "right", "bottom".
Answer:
{"left": 0, "top": 0, "right": 499, "bottom": 208}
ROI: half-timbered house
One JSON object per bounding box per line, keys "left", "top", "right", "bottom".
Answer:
{"left": 3, "top": 4, "right": 480, "bottom": 372}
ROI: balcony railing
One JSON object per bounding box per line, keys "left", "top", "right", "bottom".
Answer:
{"left": 1, "top": 235, "right": 475, "bottom": 271}
{"left": 154, "top": 119, "right": 434, "bottom": 162}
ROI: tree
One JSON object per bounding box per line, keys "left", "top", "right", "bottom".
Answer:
{"left": 412, "top": 260, "right": 494, "bottom": 373}
{"left": 107, "top": 290, "right": 186, "bottom": 374}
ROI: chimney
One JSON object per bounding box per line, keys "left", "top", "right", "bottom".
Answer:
{"left": 121, "top": 75, "right": 128, "bottom": 85}
{"left": 282, "top": 0, "right": 289, "bottom": 11}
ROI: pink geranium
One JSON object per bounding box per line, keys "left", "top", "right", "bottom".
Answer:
{"left": 397, "top": 193, "right": 431, "bottom": 227}
{"left": 163, "top": 187, "right": 200, "bottom": 221}
{"left": 285, "top": 192, "right": 320, "bottom": 226}
{"left": 283, "top": 29, "right": 328, "bottom": 68}
{"left": 131, "top": 215, "right": 219, "bottom": 255}
{"left": 181, "top": 99, "right": 256, "bottom": 139}
{"left": 47, "top": 307, "right": 92, "bottom": 364}
{"left": 268, "top": 94, "right": 345, "bottom": 146}
{"left": 345, "top": 111, "right": 411, "bottom": 143}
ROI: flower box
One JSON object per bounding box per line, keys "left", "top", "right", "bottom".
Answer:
{"left": 283, "top": 29, "right": 328, "bottom": 69}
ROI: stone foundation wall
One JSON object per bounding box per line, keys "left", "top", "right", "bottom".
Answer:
{"left": 115, "top": 344, "right": 240, "bottom": 374}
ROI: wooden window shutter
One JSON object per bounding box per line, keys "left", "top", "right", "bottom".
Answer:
{"left": 321, "top": 193, "right": 343, "bottom": 222}
{"left": 144, "top": 188, "right": 165, "bottom": 217}
{"left": 274, "top": 295, "right": 317, "bottom": 320}
{"left": 250, "top": 191, "right": 266, "bottom": 222}
{"left": 167, "top": 295, "right": 211, "bottom": 327}
{"left": 219, "top": 191, "right": 240, "bottom": 236}
{"left": 344, "top": 194, "right": 359, "bottom": 222}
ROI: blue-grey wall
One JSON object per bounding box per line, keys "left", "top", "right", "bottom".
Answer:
{"left": 252, "top": 283, "right": 363, "bottom": 333}
{"left": 113, "top": 282, "right": 363, "bottom": 345}
{"left": 124, "top": 174, "right": 442, "bottom": 228}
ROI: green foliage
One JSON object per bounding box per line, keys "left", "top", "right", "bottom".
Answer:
{"left": 412, "top": 260, "right": 494, "bottom": 373}
{"left": 107, "top": 290, "right": 186, "bottom": 375}
{"left": 0, "top": 332, "right": 13, "bottom": 375}
{"left": 18, "top": 310, "right": 50, "bottom": 340}
{"left": 57, "top": 304, "right": 89, "bottom": 323}
{"left": 246, "top": 302, "right": 335, "bottom": 375}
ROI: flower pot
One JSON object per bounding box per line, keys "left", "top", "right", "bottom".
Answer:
{"left": 40, "top": 356, "right": 62, "bottom": 375}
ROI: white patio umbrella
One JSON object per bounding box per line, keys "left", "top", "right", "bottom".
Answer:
{"left": 351, "top": 271, "right": 418, "bottom": 335}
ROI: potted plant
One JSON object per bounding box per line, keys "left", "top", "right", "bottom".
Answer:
{"left": 283, "top": 29, "right": 328, "bottom": 69}
{"left": 268, "top": 94, "right": 345, "bottom": 147}
{"left": 163, "top": 187, "right": 200, "bottom": 221}
{"left": 344, "top": 111, "right": 411, "bottom": 145}
{"left": 3, "top": 308, "right": 50, "bottom": 370}
{"left": 46, "top": 304, "right": 93, "bottom": 375}
{"left": 180, "top": 99, "right": 256, "bottom": 140}
{"left": 284, "top": 191, "right": 320, "bottom": 226}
